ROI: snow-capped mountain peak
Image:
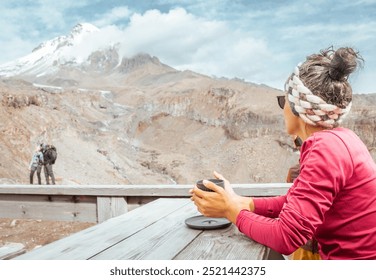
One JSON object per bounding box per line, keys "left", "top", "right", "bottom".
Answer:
{"left": 33, "top": 23, "right": 99, "bottom": 53}
{"left": 0, "top": 23, "right": 101, "bottom": 77}
{"left": 0, "top": 22, "right": 171, "bottom": 86}
{"left": 70, "top": 23, "right": 99, "bottom": 37}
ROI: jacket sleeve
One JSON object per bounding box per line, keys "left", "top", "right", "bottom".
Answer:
{"left": 253, "top": 196, "right": 287, "bottom": 218}
{"left": 236, "top": 133, "right": 352, "bottom": 255}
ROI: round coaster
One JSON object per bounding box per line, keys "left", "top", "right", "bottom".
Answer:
{"left": 185, "top": 215, "right": 232, "bottom": 230}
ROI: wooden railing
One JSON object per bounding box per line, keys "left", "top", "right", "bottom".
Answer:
{"left": 0, "top": 183, "right": 291, "bottom": 223}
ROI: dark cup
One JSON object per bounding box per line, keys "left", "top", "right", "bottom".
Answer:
{"left": 196, "top": 179, "right": 224, "bottom": 192}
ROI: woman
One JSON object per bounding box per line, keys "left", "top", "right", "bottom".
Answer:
{"left": 190, "top": 47, "right": 376, "bottom": 260}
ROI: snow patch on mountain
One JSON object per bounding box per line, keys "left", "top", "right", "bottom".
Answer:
{"left": 0, "top": 23, "right": 101, "bottom": 77}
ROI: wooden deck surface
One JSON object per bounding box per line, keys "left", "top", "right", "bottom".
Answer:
{"left": 0, "top": 243, "right": 26, "bottom": 260}
{"left": 15, "top": 198, "right": 279, "bottom": 260}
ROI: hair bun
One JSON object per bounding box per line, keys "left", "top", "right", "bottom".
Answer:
{"left": 328, "top": 47, "right": 360, "bottom": 81}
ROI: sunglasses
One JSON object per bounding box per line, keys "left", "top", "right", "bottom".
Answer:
{"left": 277, "top": 95, "right": 285, "bottom": 109}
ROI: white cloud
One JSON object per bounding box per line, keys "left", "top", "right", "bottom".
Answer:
{"left": 30, "top": 0, "right": 92, "bottom": 30}
{"left": 93, "top": 6, "right": 131, "bottom": 27}
{"left": 64, "top": 25, "right": 125, "bottom": 62}
{"left": 109, "top": 8, "right": 276, "bottom": 83}
{"left": 281, "top": 22, "right": 376, "bottom": 42}
{"left": 120, "top": 8, "right": 225, "bottom": 58}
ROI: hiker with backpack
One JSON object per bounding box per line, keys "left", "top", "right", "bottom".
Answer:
{"left": 29, "top": 146, "right": 44, "bottom": 185}
{"left": 40, "top": 143, "right": 57, "bottom": 185}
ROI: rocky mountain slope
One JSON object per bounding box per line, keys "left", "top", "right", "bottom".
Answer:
{"left": 0, "top": 24, "right": 375, "bottom": 186}
{"left": 0, "top": 73, "right": 292, "bottom": 184}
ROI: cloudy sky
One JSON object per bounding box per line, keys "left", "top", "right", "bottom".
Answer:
{"left": 0, "top": 0, "right": 375, "bottom": 93}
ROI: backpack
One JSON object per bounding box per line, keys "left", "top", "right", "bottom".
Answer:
{"left": 44, "top": 144, "right": 57, "bottom": 164}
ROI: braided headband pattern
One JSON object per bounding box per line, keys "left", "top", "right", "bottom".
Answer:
{"left": 285, "top": 65, "right": 352, "bottom": 129}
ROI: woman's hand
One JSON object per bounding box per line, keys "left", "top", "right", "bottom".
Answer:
{"left": 190, "top": 171, "right": 254, "bottom": 224}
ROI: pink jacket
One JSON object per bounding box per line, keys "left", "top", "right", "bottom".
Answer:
{"left": 236, "top": 128, "right": 376, "bottom": 259}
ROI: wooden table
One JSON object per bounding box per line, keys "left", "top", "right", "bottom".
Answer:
{"left": 15, "top": 198, "right": 281, "bottom": 260}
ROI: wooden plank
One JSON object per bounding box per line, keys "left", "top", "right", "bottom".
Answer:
{"left": 174, "top": 225, "right": 268, "bottom": 260}
{"left": 0, "top": 185, "right": 192, "bottom": 196}
{"left": 97, "top": 197, "right": 128, "bottom": 223}
{"left": 0, "top": 243, "right": 26, "bottom": 260}
{"left": 0, "top": 194, "right": 95, "bottom": 203}
{"left": 0, "top": 184, "right": 291, "bottom": 197}
{"left": 233, "top": 184, "right": 290, "bottom": 197}
{"left": 15, "top": 199, "right": 191, "bottom": 260}
{"left": 0, "top": 183, "right": 289, "bottom": 222}
{"left": 0, "top": 195, "right": 97, "bottom": 222}
{"left": 127, "top": 196, "right": 156, "bottom": 211}
{"left": 92, "top": 201, "right": 201, "bottom": 259}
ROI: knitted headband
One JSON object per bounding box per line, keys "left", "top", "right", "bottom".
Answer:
{"left": 285, "top": 65, "right": 352, "bottom": 129}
